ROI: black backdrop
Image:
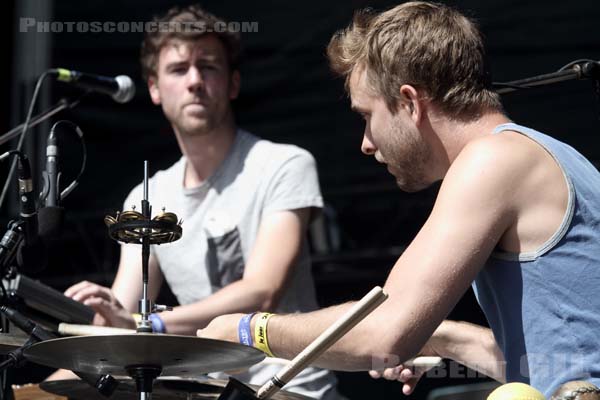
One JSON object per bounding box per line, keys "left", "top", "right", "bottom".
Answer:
{"left": 3, "top": 0, "right": 600, "bottom": 398}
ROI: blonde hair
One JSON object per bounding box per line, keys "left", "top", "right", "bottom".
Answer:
{"left": 327, "top": 1, "right": 502, "bottom": 119}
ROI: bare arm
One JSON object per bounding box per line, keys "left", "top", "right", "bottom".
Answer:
{"left": 433, "top": 320, "right": 506, "bottom": 382}
{"left": 67, "top": 208, "right": 310, "bottom": 335}
{"left": 369, "top": 320, "right": 505, "bottom": 395}
{"left": 54, "top": 245, "right": 162, "bottom": 380}
{"left": 159, "top": 208, "right": 311, "bottom": 334}
{"left": 111, "top": 242, "right": 163, "bottom": 312}
{"left": 201, "top": 139, "right": 518, "bottom": 369}
{"left": 65, "top": 242, "right": 163, "bottom": 328}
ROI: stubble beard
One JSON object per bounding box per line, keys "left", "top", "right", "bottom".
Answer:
{"left": 176, "top": 106, "right": 223, "bottom": 137}
{"left": 385, "top": 117, "right": 432, "bottom": 193}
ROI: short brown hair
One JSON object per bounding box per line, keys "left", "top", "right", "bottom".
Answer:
{"left": 551, "top": 381, "right": 600, "bottom": 400}
{"left": 140, "top": 4, "right": 241, "bottom": 80}
{"left": 327, "top": 1, "right": 502, "bottom": 119}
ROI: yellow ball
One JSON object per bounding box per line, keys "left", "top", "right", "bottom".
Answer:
{"left": 487, "top": 383, "right": 546, "bottom": 400}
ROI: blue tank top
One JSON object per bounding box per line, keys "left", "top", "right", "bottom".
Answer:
{"left": 472, "top": 123, "right": 600, "bottom": 397}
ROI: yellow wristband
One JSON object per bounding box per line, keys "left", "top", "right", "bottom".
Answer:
{"left": 254, "top": 312, "right": 275, "bottom": 357}
{"left": 132, "top": 313, "right": 141, "bottom": 326}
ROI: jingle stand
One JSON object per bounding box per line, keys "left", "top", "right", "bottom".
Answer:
{"left": 105, "top": 161, "right": 181, "bottom": 333}
{"left": 138, "top": 172, "right": 152, "bottom": 333}
{"left": 104, "top": 160, "right": 182, "bottom": 399}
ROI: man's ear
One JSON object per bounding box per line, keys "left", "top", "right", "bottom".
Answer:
{"left": 148, "top": 76, "right": 161, "bottom": 105}
{"left": 399, "top": 84, "right": 422, "bottom": 123}
{"left": 229, "top": 70, "right": 241, "bottom": 100}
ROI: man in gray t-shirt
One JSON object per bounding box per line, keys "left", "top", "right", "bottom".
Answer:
{"left": 123, "top": 129, "right": 323, "bottom": 315}
{"left": 59, "top": 4, "right": 342, "bottom": 399}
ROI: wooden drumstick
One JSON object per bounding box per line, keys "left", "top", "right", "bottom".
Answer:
{"left": 260, "top": 355, "right": 442, "bottom": 369}
{"left": 405, "top": 356, "right": 443, "bottom": 369}
{"left": 58, "top": 323, "right": 135, "bottom": 336}
{"left": 257, "top": 286, "right": 388, "bottom": 399}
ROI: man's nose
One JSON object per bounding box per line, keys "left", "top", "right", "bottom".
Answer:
{"left": 187, "top": 67, "right": 204, "bottom": 91}
{"left": 361, "top": 133, "right": 376, "bottom": 155}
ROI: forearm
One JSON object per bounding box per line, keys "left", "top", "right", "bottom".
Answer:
{"left": 45, "top": 369, "right": 77, "bottom": 381}
{"left": 162, "top": 278, "right": 281, "bottom": 335}
{"left": 432, "top": 320, "right": 505, "bottom": 382}
{"left": 166, "top": 209, "right": 308, "bottom": 335}
{"left": 262, "top": 301, "right": 418, "bottom": 371}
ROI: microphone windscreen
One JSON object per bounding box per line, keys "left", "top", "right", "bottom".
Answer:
{"left": 487, "top": 382, "right": 546, "bottom": 400}
{"left": 38, "top": 206, "right": 65, "bottom": 239}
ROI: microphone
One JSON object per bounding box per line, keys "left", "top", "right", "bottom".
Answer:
{"left": 16, "top": 155, "right": 37, "bottom": 246}
{"left": 15, "top": 155, "right": 47, "bottom": 274}
{"left": 39, "top": 125, "right": 65, "bottom": 238}
{"left": 44, "top": 128, "right": 59, "bottom": 207}
{"left": 0, "top": 306, "right": 119, "bottom": 397}
{"left": 52, "top": 68, "right": 135, "bottom": 103}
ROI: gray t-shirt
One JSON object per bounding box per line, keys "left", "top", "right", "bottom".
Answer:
{"left": 123, "top": 130, "right": 342, "bottom": 399}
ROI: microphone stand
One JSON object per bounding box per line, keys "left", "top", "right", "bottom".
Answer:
{"left": 0, "top": 96, "right": 84, "bottom": 146}
{"left": 0, "top": 305, "right": 118, "bottom": 397}
{"left": 0, "top": 218, "right": 24, "bottom": 400}
{"left": 0, "top": 233, "right": 119, "bottom": 397}
{"left": 0, "top": 306, "right": 50, "bottom": 372}
{"left": 494, "top": 60, "right": 600, "bottom": 94}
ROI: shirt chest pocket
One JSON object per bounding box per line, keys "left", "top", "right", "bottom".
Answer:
{"left": 204, "top": 216, "right": 245, "bottom": 289}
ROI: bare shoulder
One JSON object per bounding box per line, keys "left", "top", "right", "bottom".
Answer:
{"left": 439, "top": 133, "right": 536, "bottom": 208}
{"left": 441, "top": 131, "right": 568, "bottom": 252}
{"left": 446, "top": 131, "right": 558, "bottom": 195}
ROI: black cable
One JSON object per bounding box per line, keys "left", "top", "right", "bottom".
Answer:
{"left": 46, "top": 120, "right": 87, "bottom": 202}
{"left": 492, "top": 82, "right": 531, "bottom": 91}
{"left": 0, "top": 71, "right": 53, "bottom": 211}
{"left": 0, "top": 280, "right": 6, "bottom": 302}
{"left": 0, "top": 96, "right": 85, "bottom": 147}
{"left": 0, "top": 255, "right": 15, "bottom": 400}
{"left": 0, "top": 360, "right": 11, "bottom": 372}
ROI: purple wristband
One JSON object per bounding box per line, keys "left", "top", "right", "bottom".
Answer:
{"left": 238, "top": 312, "right": 256, "bottom": 346}
{"left": 149, "top": 313, "right": 166, "bottom": 333}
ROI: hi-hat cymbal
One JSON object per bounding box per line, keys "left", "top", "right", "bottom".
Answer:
{"left": 40, "top": 378, "right": 311, "bottom": 400}
{"left": 0, "top": 333, "right": 27, "bottom": 353}
{"left": 24, "top": 334, "right": 264, "bottom": 376}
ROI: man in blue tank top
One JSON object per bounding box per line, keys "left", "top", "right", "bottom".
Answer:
{"left": 199, "top": 2, "right": 600, "bottom": 397}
